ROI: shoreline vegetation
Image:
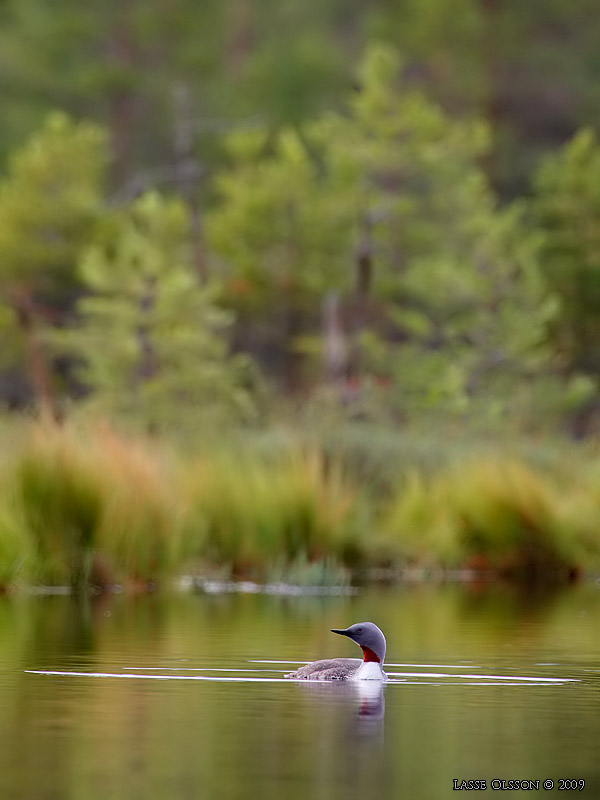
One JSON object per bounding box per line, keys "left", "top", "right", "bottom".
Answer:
{"left": 1, "top": 419, "right": 600, "bottom": 594}
{"left": 2, "top": 44, "right": 600, "bottom": 593}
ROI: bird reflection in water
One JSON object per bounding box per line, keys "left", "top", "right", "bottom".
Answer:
{"left": 292, "top": 679, "right": 385, "bottom": 729}
{"left": 355, "top": 680, "right": 385, "bottom": 722}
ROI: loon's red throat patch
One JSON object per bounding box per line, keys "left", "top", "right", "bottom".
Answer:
{"left": 361, "top": 646, "right": 380, "bottom": 663}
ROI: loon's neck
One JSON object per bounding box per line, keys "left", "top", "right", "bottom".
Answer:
{"left": 355, "top": 644, "right": 386, "bottom": 680}
{"left": 361, "top": 646, "right": 381, "bottom": 663}
{"left": 354, "top": 660, "right": 387, "bottom": 681}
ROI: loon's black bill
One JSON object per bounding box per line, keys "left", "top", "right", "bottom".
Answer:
{"left": 331, "top": 628, "right": 351, "bottom": 637}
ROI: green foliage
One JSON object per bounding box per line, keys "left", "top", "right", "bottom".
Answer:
{"left": 207, "top": 122, "right": 357, "bottom": 388}
{"left": 0, "top": 32, "right": 596, "bottom": 433}
{"left": 14, "top": 427, "right": 104, "bottom": 588}
{"left": 370, "top": 0, "right": 600, "bottom": 193}
{"left": 3, "top": 0, "right": 599, "bottom": 202}
{"left": 183, "top": 448, "right": 364, "bottom": 577}
{"left": 0, "top": 112, "right": 106, "bottom": 410}
{"left": 323, "top": 45, "right": 556, "bottom": 418}
{"left": 90, "top": 428, "right": 182, "bottom": 584}
{"left": 208, "top": 128, "right": 355, "bottom": 306}
{"left": 0, "top": 1, "right": 227, "bottom": 172}
{"left": 0, "top": 111, "right": 106, "bottom": 294}
{"left": 57, "top": 191, "right": 256, "bottom": 431}
{"left": 369, "top": 0, "right": 487, "bottom": 107}
{"left": 0, "top": 0, "right": 353, "bottom": 188}
{"left": 209, "top": 43, "right": 558, "bottom": 423}
{"left": 243, "top": 30, "right": 346, "bottom": 125}
{"left": 0, "top": 421, "right": 598, "bottom": 588}
{"left": 383, "top": 459, "right": 600, "bottom": 580}
{"left": 0, "top": 502, "right": 34, "bottom": 586}
{"left": 8, "top": 423, "right": 183, "bottom": 589}
{"left": 534, "top": 128, "right": 600, "bottom": 380}
{"left": 0, "top": 422, "right": 368, "bottom": 588}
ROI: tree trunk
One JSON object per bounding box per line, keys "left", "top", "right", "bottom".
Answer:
{"left": 106, "top": 23, "right": 139, "bottom": 185}
{"left": 13, "top": 292, "right": 60, "bottom": 420}
{"left": 227, "top": 0, "right": 254, "bottom": 77}
{"left": 172, "top": 83, "right": 208, "bottom": 284}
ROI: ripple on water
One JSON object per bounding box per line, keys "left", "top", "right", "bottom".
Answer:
{"left": 24, "top": 662, "right": 580, "bottom": 687}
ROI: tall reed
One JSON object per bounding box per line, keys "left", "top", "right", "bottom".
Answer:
{"left": 9, "top": 423, "right": 182, "bottom": 589}
{"left": 182, "top": 447, "right": 365, "bottom": 579}
{"left": 1, "top": 419, "right": 600, "bottom": 589}
{"left": 383, "top": 459, "right": 600, "bottom": 580}
{"left": 14, "top": 426, "right": 104, "bottom": 588}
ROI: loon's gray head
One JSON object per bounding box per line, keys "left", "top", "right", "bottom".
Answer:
{"left": 330, "top": 621, "right": 387, "bottom": 664}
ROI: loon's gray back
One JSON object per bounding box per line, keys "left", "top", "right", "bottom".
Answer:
{"left": 285, "top": 657, "right": 362, "bottom": 681}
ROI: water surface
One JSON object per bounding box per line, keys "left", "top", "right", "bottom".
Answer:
{"left": 3, "top": 582, "right": 600, "bottom": 798}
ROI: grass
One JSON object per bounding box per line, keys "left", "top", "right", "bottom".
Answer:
{"left": 16, "top": 431, "right": 103, "bottom": 587}
{"left": 0, "top": 417, "right": 600, "bottom": 590}
{"left": 383, "top": 459, "right": 600, "bottom": 581}
{"left": 181, "top": 447, "right": 366, "bottom": 578}
{"left": 3, "top": 423, "right": 182, "bottom": 590}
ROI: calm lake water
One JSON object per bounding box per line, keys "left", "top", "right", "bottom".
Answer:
{"left": 3, "top": 582, "right": 600, "bottom": 799}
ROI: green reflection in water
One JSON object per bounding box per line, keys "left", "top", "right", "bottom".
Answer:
{"left": 1, "top": 583, "right": 600, "bottom": 799}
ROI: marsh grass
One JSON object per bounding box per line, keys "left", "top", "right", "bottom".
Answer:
{"left": 0, "top": 500, "right": 34, "bottom": 586}
{"left": 92, "top": 429, "right": 183, "bottom": 586}
{"left": 182, "top": 448, "right": 365, "bottom": 579}
{"left": 7, "top": 423, "right": 183, "bottom": 590}
{"left": 383, "top": 459, "right": 600, "bottom": 580}
{"left": 15, "top": 427, "right": 104, "bottom": 588}
{"left": 0, "top": 419, "right": 600, "bottom": 589}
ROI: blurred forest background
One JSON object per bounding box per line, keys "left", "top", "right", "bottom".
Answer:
{"left": 2, "top": 1, "right": 600, "bottom": 588}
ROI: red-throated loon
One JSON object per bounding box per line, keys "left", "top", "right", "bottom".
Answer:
{"left": 285, "top": 622, "right": 388, "bottom": 681}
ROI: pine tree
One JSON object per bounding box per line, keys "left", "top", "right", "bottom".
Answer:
{"left": 208, "top": 44, "right": 558, "bottom": 424}
{"left": 0, "top": 112, "right": 106, "bottom": 413}
{"left": 320, "top": 45, "right": 554, "bottom": 420}
{"left": 57, "top": 191, "right": 255, "bottom": 431}
{"left": 533, "top": 129, "right": 600, "bottom": 380}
